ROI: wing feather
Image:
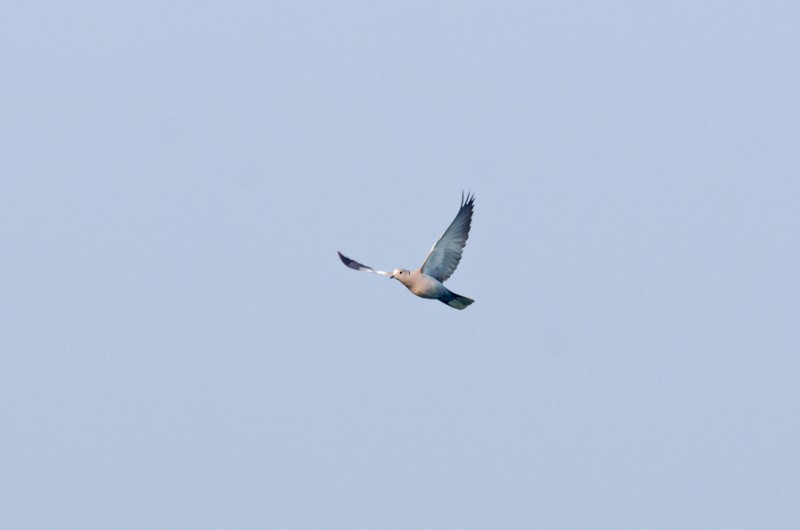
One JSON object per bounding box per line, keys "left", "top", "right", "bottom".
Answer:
{"left": 338, "top": 251, "right": 391, "bottom": 277}
{"left": 420, "top": 192, "right": 475, "bottom": 282}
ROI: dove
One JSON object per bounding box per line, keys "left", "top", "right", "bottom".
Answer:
{"left": 338, "top": 192, "right": 475, "bottom": 309}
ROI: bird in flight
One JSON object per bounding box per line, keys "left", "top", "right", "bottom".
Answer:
{"left": 338, "top": 192, "right": 475, "bottom": 310}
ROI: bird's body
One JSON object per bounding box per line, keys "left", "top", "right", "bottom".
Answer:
{"left": 338, "top": 193, "right": 476, "bottom": 310}
{"left": 395, "top": 269, "right": 445, "bottom": 298}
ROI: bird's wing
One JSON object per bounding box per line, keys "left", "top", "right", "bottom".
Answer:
{"left": 420, "top": 192, "right": 475, "bottom": 282}
{"left": 338, "top": 251, "right": 392, "bottom": 277}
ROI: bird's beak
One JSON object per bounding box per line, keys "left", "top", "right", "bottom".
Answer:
{"left": 389, "top": 274, "right": 396, "bottom": 279}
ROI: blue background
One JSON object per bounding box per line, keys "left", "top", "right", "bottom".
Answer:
{"left": 2, "top": 2, "right": 798, "bottom": 528}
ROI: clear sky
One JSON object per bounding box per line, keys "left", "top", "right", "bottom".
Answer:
{"left": 2, "top": 2, "right": 799, "bottom": 528}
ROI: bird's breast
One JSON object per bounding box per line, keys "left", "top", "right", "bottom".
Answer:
{"left": 404, "top": 272, "right": 446, "bottom": 299}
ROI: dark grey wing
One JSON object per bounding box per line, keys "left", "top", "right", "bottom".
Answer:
{"left": 420, "top": 192, "right": 475, "bottom": 282}
{"left": 338, "top": 251, "right": 391, "bottom": 277}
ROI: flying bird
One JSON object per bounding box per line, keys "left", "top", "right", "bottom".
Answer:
{"left": 338, "top": 192, "right": 475, "bottom": 309}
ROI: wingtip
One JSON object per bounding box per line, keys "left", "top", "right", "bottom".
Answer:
{"left": 461, "top": 190, "right": 475, "bottom": 208}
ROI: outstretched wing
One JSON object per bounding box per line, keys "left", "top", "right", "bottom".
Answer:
{"left": 421, "top": 192, "right": 475, "bottom": 282}
{"left": 338, "top": 251, "right": 391, "bottom": 277}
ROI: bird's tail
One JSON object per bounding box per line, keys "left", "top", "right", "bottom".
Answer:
{"left": 439, "top": 289, "right": 474, "bottom": 310}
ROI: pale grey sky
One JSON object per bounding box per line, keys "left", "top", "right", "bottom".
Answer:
{"left": 2, "top": 2, "right": 799, "bottom": 528}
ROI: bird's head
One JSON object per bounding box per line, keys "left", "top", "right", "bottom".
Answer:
{"left": 390, "top": 269, "right": 410, "bottom": 281}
